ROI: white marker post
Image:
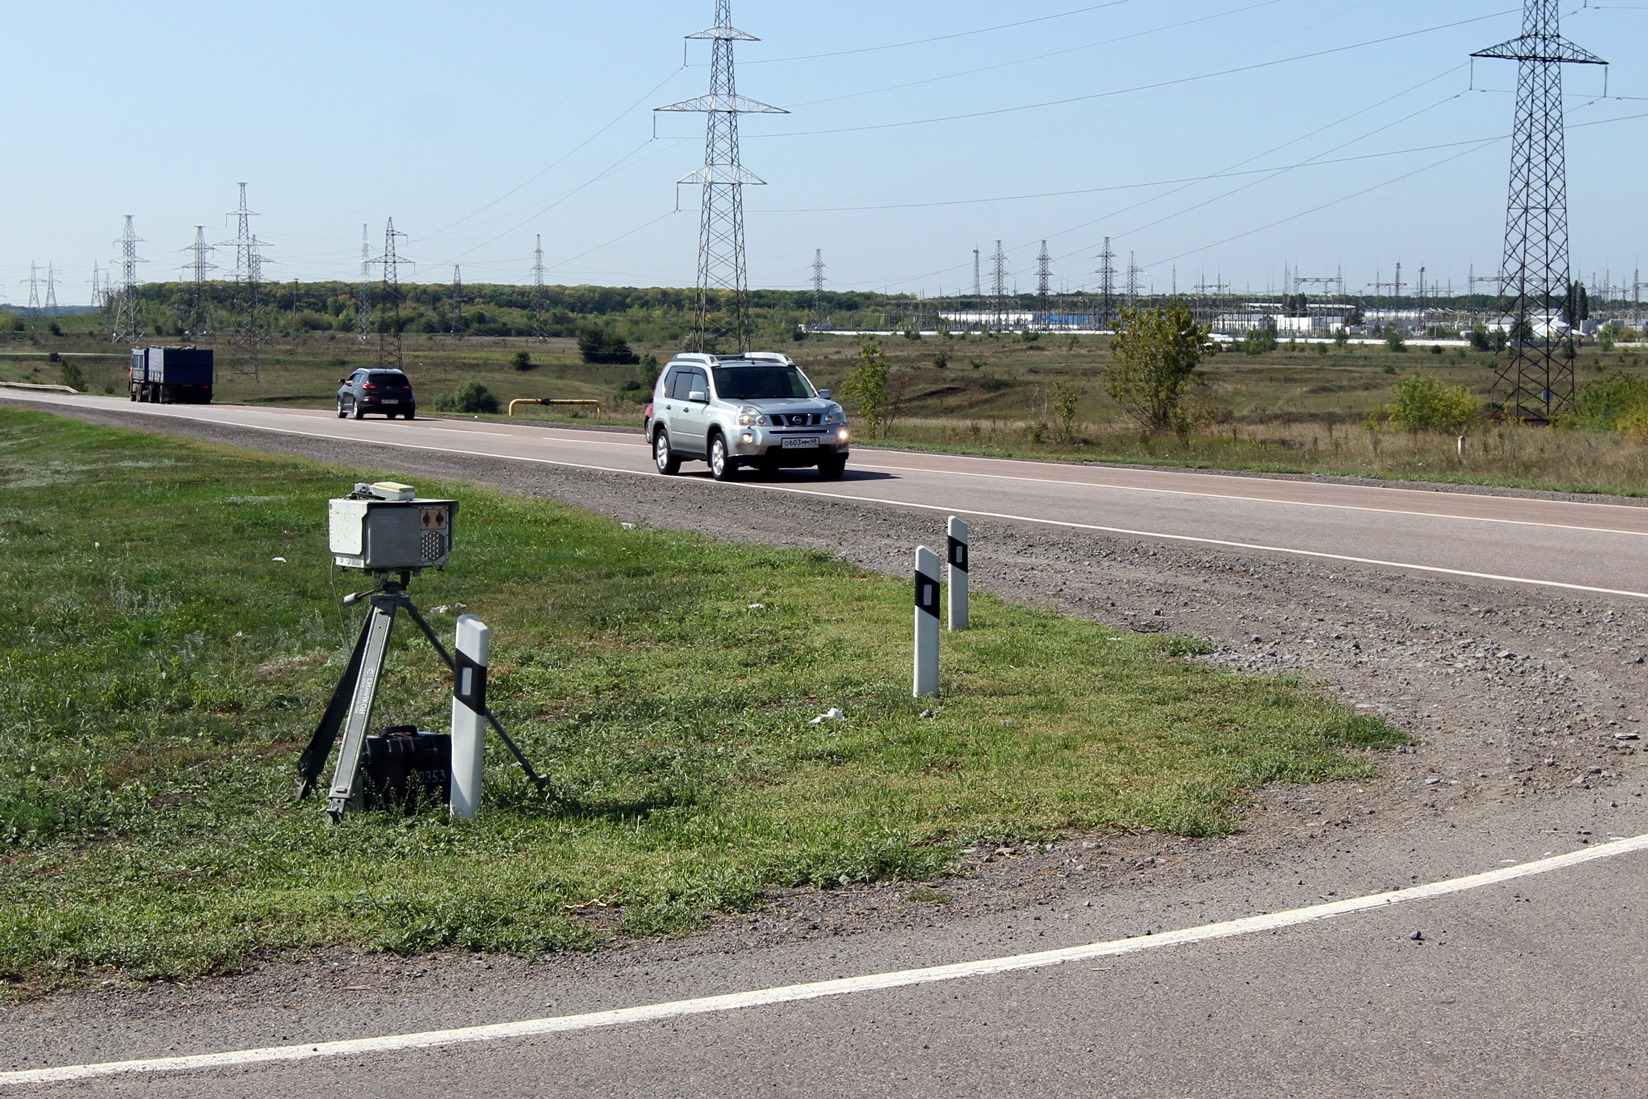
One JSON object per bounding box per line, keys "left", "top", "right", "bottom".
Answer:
{"left": 946, "top": 516, "right": 969, "bottom": 632}
{"left": 914, "top": 545, "right": 941, "bottom": 698}
{"left": 450, "top": 615, "right": 489, "bottom": 820}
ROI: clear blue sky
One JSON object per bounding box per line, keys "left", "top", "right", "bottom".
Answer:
{"left": 5, "top": 1, "right": 1645, "bottom": 304}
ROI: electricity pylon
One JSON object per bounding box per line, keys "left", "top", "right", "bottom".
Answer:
{"left": 1472, "top": 0, "right": 1606, "bottom": 421}
{"left": 656, "top": 0, "right": 787, "bottom": 353}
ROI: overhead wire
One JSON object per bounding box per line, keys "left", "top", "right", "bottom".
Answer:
{"left": 758, "top": 9, "right": 1522, "bottom": 139}
{"left": 746, "top": 2, "right": 1141, "bottom": 64}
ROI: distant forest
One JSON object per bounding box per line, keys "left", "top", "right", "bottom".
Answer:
{"left": 58, "top": 281, "right": 976, "bottom": 346}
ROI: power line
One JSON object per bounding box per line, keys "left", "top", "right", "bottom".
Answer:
{"left": 762, "top": 11, "right": 1522, "bottom": 139}
{"left": 751, "top": 2, "right": 1139, "bottom": 64}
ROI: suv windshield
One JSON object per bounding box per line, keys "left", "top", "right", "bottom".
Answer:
{"left": 712, "top": 364, "right": 814, "bottom": 401}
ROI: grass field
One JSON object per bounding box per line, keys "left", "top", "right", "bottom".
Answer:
{"left": 0, "top": 407, "right": 1406, "bottom": 998}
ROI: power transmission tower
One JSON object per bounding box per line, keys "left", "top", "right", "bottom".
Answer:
{"left": 375, "top": 218, "right": 410, "bottom": 371}
{"left": 991, "top": 240, "right": 1007, "bottom": 332}
{"left": 186, "top": 226, "right": 216, "bottom": 336}
{"left": 531, "top": 234, "right": 548, "bottom": 340}
{"left": 43, "top": 263, "right": 58, "bottom": 314}
{"left": 1472, "top": 0, "right": 1606, "bottom": 421}
{"left": 656, "top": 0, "right": 787, "bottom": 353}
{"left": 112, "top": 215, "right": 145, "bottom": 343}
{"left": 449, "top": 266, "right": 465, "bottom": 338}
{"left": 357, "top": 224, "right": 373, "bottom": 345}
{"left": 89, "top": 262, "right": 103, "bottom": 309}
{"left": 1096, "top": 237, "right": 1116, "bottom": 327}
{"left": 972, "top": 248, "right": 981, "bottom": 298}
{"left": 222, "top": 183, "right": 265, "bottom": 379}
{"left": 1126, "top": 252, "right": 1142, "bottom": 305}
{"left": 21, "top": 263, "right": 41, "bottom": 317}
{"left": 1036, "top": 241, "right": 1051, "bottom": 330}
{"left": 810, "top": 248, "right": 826, "bottom": 329}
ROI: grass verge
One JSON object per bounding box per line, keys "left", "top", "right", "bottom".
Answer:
{"left": 0, "top": 406, "right": 1405, "bottom": 998}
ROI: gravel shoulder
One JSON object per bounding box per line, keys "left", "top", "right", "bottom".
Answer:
{"left": 6, "top": 401, "right": 1646, "bottom": 1013}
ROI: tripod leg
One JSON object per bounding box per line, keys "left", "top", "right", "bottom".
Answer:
{"left": 406, "top": 598, "right": 552, "bottom": 795}
{"left": 325, "top": 594, "right": 400, "bottom": 820}
{"left": 296, "top": 609, "right": 374, "bottom": 799}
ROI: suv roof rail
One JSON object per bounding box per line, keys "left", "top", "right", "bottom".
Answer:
{"left": 669, "top": 352, "right": 719, "bottom": 366}
{"left": 744, "top": 352, "right": 795, "bottom": 366}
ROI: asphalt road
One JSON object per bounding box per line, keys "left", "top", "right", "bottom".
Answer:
{"left": 3, "top": 391, "right": 1645, "bottom": 1098}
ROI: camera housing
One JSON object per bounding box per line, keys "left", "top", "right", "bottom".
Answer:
{"left": 328, "top": 482, "right": 458, "bottom": 572}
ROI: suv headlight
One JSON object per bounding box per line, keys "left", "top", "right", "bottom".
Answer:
{"left": 737, "top": 405, "right": 768, "bottom": 427}
{"left": 823, "top": 406, "right": 846, "bottom": 425}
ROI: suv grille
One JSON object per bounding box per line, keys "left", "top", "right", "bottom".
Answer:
{"left": 774, "top": 412, "right": 819, "bottom": 427}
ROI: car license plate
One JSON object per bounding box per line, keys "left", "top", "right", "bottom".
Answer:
{"left": 780, "top": 436, "right": 818, "bottom": 449}
{"left": 382, "top": 399, "right": 400, "bottom": 405}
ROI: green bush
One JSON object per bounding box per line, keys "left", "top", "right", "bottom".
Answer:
{"left": 433, "top": 381, "right": 500, "bottom": 415}
{"left": 1241, "top": 325, "right": 1278, "bottom": 356}
{"left": 577, "top": 325, "right": 639, "bottom": 365}
{"left": 1571, "top": 372, "right": 1648, "bottom": 433}
{"left": 1382, "top": 372, "right": 1481, "bottom": 434}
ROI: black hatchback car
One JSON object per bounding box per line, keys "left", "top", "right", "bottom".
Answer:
{"left": 337, "top": 369, "right": 416, "bottom": 420}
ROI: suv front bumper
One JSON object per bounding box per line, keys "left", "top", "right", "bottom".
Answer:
{"left": 730, "top": 426, "right": 850, "bottom": 464}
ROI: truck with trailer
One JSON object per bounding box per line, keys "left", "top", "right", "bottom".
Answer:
{"left": 129, "top": 347, "right": 213, "bottom": 404}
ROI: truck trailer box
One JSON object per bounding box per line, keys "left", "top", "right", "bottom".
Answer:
{"left": 149, "top": 347, "right": 213, "bottom": 384}
{"left": 129, "top": 347, "right": 214, "bottom": 404}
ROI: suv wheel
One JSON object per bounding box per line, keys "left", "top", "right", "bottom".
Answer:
{"left": 351, "top": 401, "right": 364, "bottom": 420}
{"left": 336, "top": 399, "right": 347, "bottom": 419}
{"left": 653, "top": 429, "right": 681, "bottom": 475}
{"left": 818, "top": 454, "right": 847, "bottom": 481}
{"left": 708, "top": 433, "right": 737, "bottom": 481}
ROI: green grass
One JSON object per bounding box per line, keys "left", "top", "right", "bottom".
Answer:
{"left": 0, "top": 406, "right": 1406, "bottom": 997}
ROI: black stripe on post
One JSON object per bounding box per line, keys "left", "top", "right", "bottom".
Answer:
{"left": 915, "top": 572, "right": 940, "bottom": 620}
{"left": 454, "top": 649, "right": 487, "bottom": 714}
{"left": 947, "top": 535, "right": 968, "bottom": 573}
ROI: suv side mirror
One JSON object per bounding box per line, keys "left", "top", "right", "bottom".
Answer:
{"left": 817, "top": 389, "right": 832, "bottom": 400}
{"left": 688, "top": 388, "right": 708, "bottom": 403}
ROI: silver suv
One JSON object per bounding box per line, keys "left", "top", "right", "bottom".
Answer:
{"left": 649, "top": 352, "right": 850, "bottom": 481}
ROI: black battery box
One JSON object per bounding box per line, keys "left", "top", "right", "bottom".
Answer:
{"left": 361, "top": 726, "right": 452, "bottom": 811}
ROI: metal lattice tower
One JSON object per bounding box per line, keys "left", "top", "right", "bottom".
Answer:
{"left": 89, "top": 262, "right": 103, "bottom": 309}
{"left": 656, "top": 0, "right": 787, "bottom": 353}
{"left": 450, "top": 266, "right": 465, "bottom": 338}
{"left": 531, "top": 234, "right": 548, "bottom": 340}
{"left": 811, "top": 249, "right": 826, "bottom": 328}
{"left": 43, "top": 263, "right": 58, "bottom": 313}
{"left": 1472, "top": 1, "right": 1606, "bottom": 421}
{"left": 376, "top": 218, "right": 409, "bottom": 370}
{"left": 112, "top": 215, "right": 145, "bottom": 343}
{"left": 222, "top": 184, "right": 265, "bottom": 379}
{"left": 991, "top": 241, "right": 1007, "bottom": 332}
{"left": 973, "top": 249, "right": 981, "bottom": 298}
{"left": 22, "top": 263, "right": 41, "bottom": 317}
{"left": 357, "top": 224, "right": 373, "bottom": 345}
{"left": 1036, "top": 241, "right": 1051, "bottom": 330}
{"left": 1096, "top": 237, "right": 1116, "bottom": 327}
{"left": 1127, "top": 252, "right": 1142, "bottom": 305}
{"left": 186, "top": 227, "right": 216, "bottom": 336}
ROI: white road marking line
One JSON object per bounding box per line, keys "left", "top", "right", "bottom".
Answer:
{"left": 13, "top": 402, "right": 1644, "bottom": 595}
{"left": 112, "top": 421, "right": 1648, "bottom": 600}
{"left": 7, "top": 834, "right": 1644, "bottom": 1087}
{"left": 855, "top": 458, "right": 1648, "bottom": 538}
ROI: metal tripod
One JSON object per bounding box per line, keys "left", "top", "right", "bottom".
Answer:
{"left": 296, "top": 570, "right": 547, "bottom": 821}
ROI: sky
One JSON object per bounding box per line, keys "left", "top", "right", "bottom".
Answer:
{"left": 4, "top": 1, "right": 1646, "bottom": 305}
